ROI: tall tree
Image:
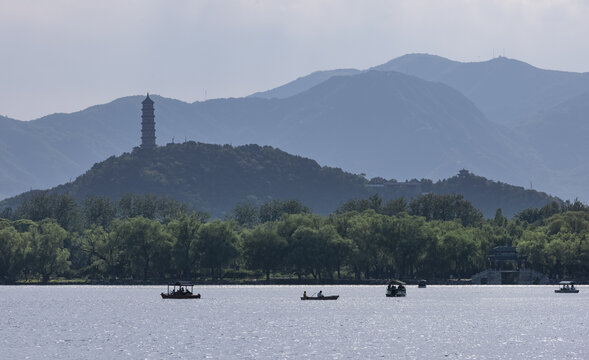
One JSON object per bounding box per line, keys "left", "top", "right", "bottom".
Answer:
{"left": 81, "top": 225, "right": 122, "bottom": 280}
{"left": 83, "top": 196, "right": 116, "bottom": 229}
{"left": 0, "top": 224, "right": 27, "bottom": 282}
{"left": 114, "top": 217, "right": 172, "bottom": 280}
{"left": 260, "top": 199, "right": 310, "bottom": 223}
{"left": 242, "top": 224, "right": 287, "bottom": 280}
{"left": 195, "top": 220, "right": 239, "bottom": 280}
{"left": 231, "top": 201, "right": 260, "bottom": 228}
{"left": 25, "top": 220, "right": 70, "bottom": 283}
{"left": 167, "top": 215, "right": 202, "bottom": 279}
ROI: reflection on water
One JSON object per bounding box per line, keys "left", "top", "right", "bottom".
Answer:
{"left": 0, "top": 285, "right": 586, "bottom": 359}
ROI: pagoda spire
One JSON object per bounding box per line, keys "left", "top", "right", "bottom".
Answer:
{"left": 140, "top": 93, "right": 156, "bottom": 149}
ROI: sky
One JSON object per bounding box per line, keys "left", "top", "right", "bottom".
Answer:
{"left": 1, "top": 0, "right": 589, "bottom": 121}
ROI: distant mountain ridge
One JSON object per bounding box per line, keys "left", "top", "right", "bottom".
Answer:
{"left": 251, "top": 53, "right": 589, "bottom": 127}
{"left": 372, "top": 54, "right": 589, "bottom": 126}
{"left": 0, "top": 142, "right": 558, "bottom": 218}
{"left": 1, "top": 54, "right": 589, "bottom": 203}
{"left": 249, "top": 68, "right": 362, "bottom": 99}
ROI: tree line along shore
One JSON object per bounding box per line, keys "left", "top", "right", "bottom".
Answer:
{"left": 1, "top": 192, "right": 588, "bottom": 284}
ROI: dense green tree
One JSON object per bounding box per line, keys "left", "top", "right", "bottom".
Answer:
{"left": 545, "top": 211, "right": 589, "bottom": 234}
{"left": 516, "top": 208, "right": 542, "bottom": 224}
{"left": 231, "top": 201, "right": 260, "bottom": 228}
{"left": 81, "top": 225, "right": 122, "bottom": 280}
{"left": 336, "top": 199, "right": 374, "bottom": 214}
{"left": 493, "top": 208, "right": 507, "bottom": 227}
{"left": 516, "top": 230, "right": 548, "bottom": 274}
{"left": 15, "top": 192, "right": 54, "bottom": 222}
{"left": 0, "top": 225, "right": 27, "bottom": 282}
{"left": 15, "top": 193, "right": 81, "bottom": 231}
{"left": 0, "top": 207, "right": 13, "bottom": 220}
{"left": 24, "top": 220, "right": 70, "bottom": 283}
{"left": 113, "top": 217, "right": 172, "bottom": 280}
{"left": 167, "top": 215, "right": 202, "bottom": 279}
{"left": 381, "top": 198, "right": 408, "bottom": 216}
{"left": 53, "top": 194, "right": 82, "bottom": 232}
{"left": 434, "top": 224, "right": 479, "bottom": 278}
{"left": 321, "top": 223, "right": 355, "bottom": 279}
{"left": 0, "top": 219, "right": 11, "bottom": 230}
{"left": 342, "top": 211, "right": 392, "bottom": 279}
{"left": 116, "top": 194, "right": 197, "bottom": 223}
{"left": 276, "top": 213, "right": 322, "bottom": 239}
{"left": 242, "top": 224, "right": 287, "bottom": 280}
{"left": 83, "top": 196, "right": 116, "bottom": 229}
{"left": 392, "top": 215, "right": 435, "bottom": 278}
{"left": 409, "top": 193, "right": 483, "bottom": 227}
{"left": 195, "top": 220, "right": 239, "bottom": 279}
{"left": 560, "top": 199, "right": 586, "bottom": 212}
{"left": 286, "top": 226, "right": 321, "bottom": 279}
{"left": 516, "top": 201, "right": 564, "bottom": 226}
{"left": 540, "top": 211, "right": 589, "bottom": 278}
{"left": 260, "top": 199, "right": 310, "bottom": 223}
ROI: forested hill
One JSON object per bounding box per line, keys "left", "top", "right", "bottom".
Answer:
{"left": 417, "top": 170, "right": 560, "bottom": 218}
{"left": 7, "top": 142, "right": 369, "bottom": 217}
{"left": 0, "top": 142, "right": 558, "bottom": 218}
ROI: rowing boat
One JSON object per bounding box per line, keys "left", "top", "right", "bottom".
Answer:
{"left": 301, "top": 295, "right": 339, "bottom": 300}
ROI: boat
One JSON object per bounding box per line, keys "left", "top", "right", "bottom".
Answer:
{"left": 418, "top": 279, "right": 427, "bottom": 288}
{"left": 386, "top": 285, "right": 406, "bottom": 297}
{"left": 554, "top": 281, "right": 579, "bottom": 293}
{"left": 386, "top": 280, "right": 407, "bottom": 297}
{"left": 301, "top": 295, "right": 339, "bottom": 300}
{"left": 386, "top": 282, "right": 407, "bottom": 297}
{"left": 301, "top": 291, "right": 339, "bottom": 300}
{"left": 161, "top": 281, "right": 201, "bottom": 299}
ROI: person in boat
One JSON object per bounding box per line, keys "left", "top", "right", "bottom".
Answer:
{"left": 303, "top": 291, "right": 307, "bottom": 299}
{"left": 317, "top": 290, "right": 324, "bottom": 298}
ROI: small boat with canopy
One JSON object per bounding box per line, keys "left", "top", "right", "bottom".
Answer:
{"left": 554, "top": 281, "right": 579, "bottom": 293}
{"left": 386, "top": 279, "right": 407, "bottom": 297}
{"left": 161, "top": 281, "right": 201, "bottom": 299}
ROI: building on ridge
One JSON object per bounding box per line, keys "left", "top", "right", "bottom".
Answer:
{"left": 141, "top": 93, "right": 156, "bottom": 149}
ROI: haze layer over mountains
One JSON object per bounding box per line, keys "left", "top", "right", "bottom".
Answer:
{"left": 1, "top": 54, "right": 588, "bottom": 202}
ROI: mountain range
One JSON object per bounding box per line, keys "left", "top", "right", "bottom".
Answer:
{"left": 254, "top": 54, "right": 589, "bottom": 127}
{"left": 1, "top": 54, "right": 588, "bottom": 203}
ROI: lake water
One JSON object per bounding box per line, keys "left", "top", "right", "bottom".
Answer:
{"left": 0, "top": 285, "right": 587, "bottom": 359}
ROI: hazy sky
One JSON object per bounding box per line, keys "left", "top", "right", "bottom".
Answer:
{"left": 1, "top": 0, "right": 589, "bottom": 120}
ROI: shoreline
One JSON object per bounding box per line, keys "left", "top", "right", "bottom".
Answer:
{"left": 3, "top": 278, "right": 581, "bottom": 286}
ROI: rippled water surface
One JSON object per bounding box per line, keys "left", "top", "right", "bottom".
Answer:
{"left": 1, "top": 285, "right": 587, "bottom": 359}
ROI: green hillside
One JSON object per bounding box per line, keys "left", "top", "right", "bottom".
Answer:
{"left": 0, "top": 142, "right": 559, "bottom": 218}
{"left": 40, "top": 142, "right": 367, "bottom": 217}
